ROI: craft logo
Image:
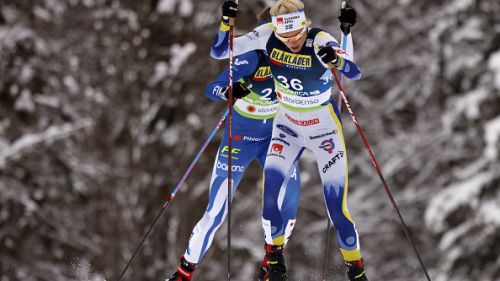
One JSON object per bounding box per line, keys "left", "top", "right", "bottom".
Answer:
{"left": 319, "top": 138, "right": 335, "bottom": 154}
{"left": 253, "top": 66, "right": 272, "bottom": 81}
{"left": 322, "top": 151, "right": 345, "bottom": 173}
{"left": 269, "top": 48, "right": 312, "bottom": 68}
{"left": 285, "top": 113, "right": 319, "bottom": 126}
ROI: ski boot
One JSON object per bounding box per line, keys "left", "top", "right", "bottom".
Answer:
{"left": 165, "top": 256, "right": 196, "bottom": 281}
{"left": 257, "top": 256, "right": 270, "bottom": 281}
{"left": 345, "top": 259, "right": 368, "bottom": 281}
{"left": 261, "top": 244, "right": 287, "bottom": 281}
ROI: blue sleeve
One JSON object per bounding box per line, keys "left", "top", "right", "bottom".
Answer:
{"left": 340, "top": 59, "right": 361, "bottom": 80}
{"left": 205, "top": 51, "right": 260, "bottom": 101}
{"left": 210, "top": 24, "right": 230, "bottom": 59}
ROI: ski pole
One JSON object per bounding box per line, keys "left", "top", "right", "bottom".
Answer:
{"left": 116, "top": 109, "right": 229, "bottom": 281}
{"left": 226, "top": 1, "right": 238, "bottom": 280}
{"left": 330, "top": 68, "right": 432, "bottom": 281}
{"left": 322, "top": 3, "right": 352, "bottom": 278}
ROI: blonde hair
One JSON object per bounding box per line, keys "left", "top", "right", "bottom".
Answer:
{"left": 270, "top": 0, "right": 305, "bottom": 16}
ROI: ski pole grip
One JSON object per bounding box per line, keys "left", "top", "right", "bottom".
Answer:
{"left": 229, "top": 0, "right": 239, "bottom": 26}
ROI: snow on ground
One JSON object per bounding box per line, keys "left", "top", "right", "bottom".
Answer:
{"left": 72, "top": 259, "right": 106, "bottom": 281}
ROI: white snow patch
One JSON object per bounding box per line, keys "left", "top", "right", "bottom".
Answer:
{"left": 162, "top": 127, "right": 180, "bottom": 147}
{"left": 157, "top": 0, "right": 193, "bottom": 16}
{"left": 33, "top": 95, "right": 61, "bottom": 108}
{"left": 451, "top": 17, "right": 483, "bottom": 42}
{"left": 169, "top": 43, "right": 197, "bottom": 76}
{"left": 149, "top": 61, "right": 169, "bottom": 86}
{"left": 478, "top": 200, "right": 500, "bottom": 226}
{"left": 0, "top": 26, "right": 34, "bottom": 50}
{"left": 425, "top": 171, "right": 494, "bottom": 232}
{"left": 0, "top": 120, "right": 94, "bottom": 169}
{"left": 64, "top": 75, "right": 79, "bottom": 95}
{"left": 441, "top": 87, "right": 489, "bottom": 131}
{"left": 157, "top": 0, "right": 175, "bottom": 14}
{"left": 488, "top": 50, "right": 500, "bottom": 89}
{"left": 14, "top": 89, "right": 35, "bottom": 113}
{"left": 483, "top": 116, "right": 500, "bottom": 160}
{"left": 186, "top": 113, "right": 201, "bottom": 129}
{"left": 178, "top": 0, "right": 193, "bottom": 17}
{"left": 72, "top": 259, "right": 106, "bottom": 281}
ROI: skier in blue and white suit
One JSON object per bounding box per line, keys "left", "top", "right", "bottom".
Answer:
{"left": 211, "top": 1, "right": 368, "bottom": 280}
{"left": 165, "top": 8, "right": 301, "bottom": 281}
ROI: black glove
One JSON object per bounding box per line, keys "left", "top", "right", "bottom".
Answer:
{"left": 223, "top": 81, "right": 251, "bottom": 101}
{"left": 317, "top": 46, "right": 342, "bottom": 69}
{"left": 221, "top": 0, "right": 238, "bottom": 24}
{"left": 338, "top": 1, "right": 356, "bottom": 34}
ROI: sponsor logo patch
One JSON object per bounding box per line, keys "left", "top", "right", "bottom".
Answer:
{"left": 310, "top": 130, "right": 336, "bottom": 140}
{"left": 268, "top": 143, "right": 286, "bottom": 159}
{"left": 220, "top": 146, "right": 241, "bottom": 159}
{"left": 217, "top": 161, "right": 244, "bottom": 172}
{"left": 322, "top": 151, "right": 345, "bottom": 173}
{"left": 319, "top": 138, "right": 335, "bottom": 154}
{"left": 243, "top": 136, "right": 267, "bottom": 142}
{"left": 285, "top": 113, "right": 320, "bottom": 126}
{"left": 253, "top": 66, "right": 272, "bottom": 81}
{"left": 276, "top": 124, "right": 298, "bottom": 137}
{"left": 271, "top": 137, "right": 290, "bottom": 146}
{"left": 269, "top": 48, "right": 312, "bottom": 68}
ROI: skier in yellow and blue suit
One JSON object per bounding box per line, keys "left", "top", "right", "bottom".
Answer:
{"left": 165, "top": 10, "right": 301, "bottom": 281}
{"left": 210, "top": 0, "right": 368, "bottom": 280}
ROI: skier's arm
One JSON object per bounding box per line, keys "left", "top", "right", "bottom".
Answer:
{"left": 210, "top": 22, "right": 273, "bottom": 59}
{"left": 210, "top": 1, "right": 272, "bottom": 59}
{"left": 339, "top": 0, "right": 357, "bottom": 61}
{"left": 340, "top": 31, "right": 354, "bottom": 61}
{"left": 315, "top": 31, "right": 361, "bottom": 80}
{"left": 205, "top": 51, "right": 260, "bottom": 101}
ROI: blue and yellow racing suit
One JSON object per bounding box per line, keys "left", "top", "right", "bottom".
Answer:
{"left": 183, "top": 48, "right": 300, "bottom": 264}
{"left": 211, "top": 21, "right": 364, "bottom": 262}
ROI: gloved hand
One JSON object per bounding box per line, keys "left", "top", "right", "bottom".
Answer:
{"left": 317, "top": 46, "right": 343, "bottom": 69}
{"left": 338, "top": 1, "right": 356, "bottom": 34}
{"left": 222, "top": 81, "right": 251, "bottom": 101}
{"left": 221, "top": 0, "right": 238, "bottom": 24}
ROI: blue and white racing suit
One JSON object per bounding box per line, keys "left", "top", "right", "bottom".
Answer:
{"left": 183, "top": 48, "right": 301, "bottom": 264}
{"left": 211, "top": 21, "right": 364, "bottom": 262}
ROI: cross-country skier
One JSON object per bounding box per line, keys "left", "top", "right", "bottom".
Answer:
{"left": 164, "top": 7, "right": 301, "bottom": 281}
{"left": 210, "top": 0, "right": 368, "bottom": 280}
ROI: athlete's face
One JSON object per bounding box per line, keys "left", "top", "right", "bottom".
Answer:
{"left": 276, "top": 27, "right": 308, "bottom": 53}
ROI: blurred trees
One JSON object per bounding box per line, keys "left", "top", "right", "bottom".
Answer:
{"left": 0, "top": 0, "right": 499, "bottom": 280}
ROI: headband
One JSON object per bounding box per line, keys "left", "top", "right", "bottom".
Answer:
{"left": 271, "top": 9, "right": 307, "bottom": 33}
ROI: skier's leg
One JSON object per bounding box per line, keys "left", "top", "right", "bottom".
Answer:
{"left": 257, "top": 151, "right": 301, "bottom": 246}
{"left": 261, "top": 128, "right": 303, "bottom": 246}
{"left": 310, "top": 103, "right": 367, "bottom": 280}
{"left": 183, "top": 140, "right": 251, "bottom": 264}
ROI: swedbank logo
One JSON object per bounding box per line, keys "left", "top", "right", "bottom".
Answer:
{"left": 253, "top": 66, "right": 272, "bottom": 81}
{"left": 269, "top": 48, "right": 312, "bottom": 68}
